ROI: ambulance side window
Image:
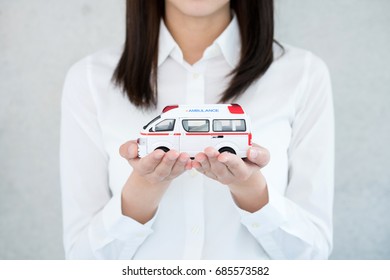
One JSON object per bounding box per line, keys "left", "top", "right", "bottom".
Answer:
{"left": 182, "top": 119, "right": 209, "bottom": 132}
{"left": 155, "top": 119, "right": 175, "bottom": 131}
{"left": 213, "top": 119, "right": 246, "bottom": 132}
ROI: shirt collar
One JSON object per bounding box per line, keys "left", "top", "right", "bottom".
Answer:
{"left": 213, "top": 14, "right": 241, "bottom": 68}
{"left": 157, "top": 14, "right": 241, "bottom": 68}
{"left": 158, "top": 20, "right": 183, "bottom": 66}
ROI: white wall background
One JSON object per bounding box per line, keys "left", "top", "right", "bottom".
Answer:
{"left": 0, "top": 0, "right": 389, "bottom": 259}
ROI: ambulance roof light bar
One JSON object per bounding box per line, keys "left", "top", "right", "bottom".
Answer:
{"left": 228, "top": 104, "right": 244, "bottom": 114}
{"left": 162, "top": 105, "right": 179, "bottom": 113}
{"left": 162, "top": 104, "right": 244, "bottom": 114}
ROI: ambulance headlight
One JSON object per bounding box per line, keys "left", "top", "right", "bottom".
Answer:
{"left": 137, "top": 138, "right": 147, "bottom": 158}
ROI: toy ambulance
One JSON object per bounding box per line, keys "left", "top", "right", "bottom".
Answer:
{"left": 137, "top": 104, "right": 252, "bottom": 158}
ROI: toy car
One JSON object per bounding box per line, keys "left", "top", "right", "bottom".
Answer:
{"left": 137, "top": 104, "right": 252, "bottom": 158}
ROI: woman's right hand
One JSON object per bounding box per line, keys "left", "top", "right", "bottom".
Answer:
{"left": 119, "top": 140, "right": 191, "bottom": 223}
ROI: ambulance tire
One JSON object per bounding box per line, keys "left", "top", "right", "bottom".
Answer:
{"left": 218, "top": 147, "right": 236, "bottom": 155}
{"left": 155, "top": 146, "right": 170, "bottom": 153}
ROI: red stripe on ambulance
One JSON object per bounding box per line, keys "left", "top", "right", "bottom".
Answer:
{"left": 140, "top": 132, "right": 170, "bottom": 136}
{"left": 185, "top": 133, "right": 249, "bottom": 136}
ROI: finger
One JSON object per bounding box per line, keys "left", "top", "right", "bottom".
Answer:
{"left": 193, "top": 152, "right": 218, "bottom": 180}
{"left": 185, "top": 158, "right": 193, "bottom": 170}
{"left": 119, "top": 140, "right": 138, "bottom": 160}
{"left": 194, "top": 152, "right": 210, "bottom": 171}
{"left": 152, "top": 150, "right": 180, "bottom": 180}
{"left": 204, "top": 147, "right": 220, "bottom": 167}
{"left": 218, "top": 152, "right": 251, "bottom": 181}
{"left": 203, "top": 147, "right": 236, "bottom": 184}
{"left": 246, "top": 144, "right": 270, "bottom": 168}
{"left": 204, "top": 147, "right": 230, "bottom": 175}
{"left": 169, "top": 153, "right": 191, "bottom": 177}
{"left": 135, "top": 149, "right": 165, "bottom": 174}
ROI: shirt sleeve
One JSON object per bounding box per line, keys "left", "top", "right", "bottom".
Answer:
{"left": 60, "top": 57, "right": 155, "bottom": 259}
{"left": 237, "top": 52, "right": 334, "bottom": 259}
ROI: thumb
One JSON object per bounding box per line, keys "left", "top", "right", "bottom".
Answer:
{"left": 119, "top": 140, "right": 138, "bottom": 160}
{"left": 247, "top": 144, "right": 270, "bottom": 168}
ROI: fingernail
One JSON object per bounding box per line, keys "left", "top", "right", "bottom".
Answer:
{"left": 179, "top": 155, "right": 189, "bottom": 163}
{"left": 154, "top": 151, "right": 164, "bottom": 159}
{"left": 250, "top": 149, "right": 258, "bottom": 159}
{"left": 167, "top": 152, "right": 179, "bottom": 161}
{"left": 205, "top": 150, "right": 216, "bottom": 158}
{"left": 127, "top": 144, "right": 134, "bottom": 157}
{"left": 218, "top": 155, "right": 228, "bottom": 163}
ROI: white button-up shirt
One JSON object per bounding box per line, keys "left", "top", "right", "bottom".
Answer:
{"left": 60, "top": 16, "right": 334, "bottom": 259}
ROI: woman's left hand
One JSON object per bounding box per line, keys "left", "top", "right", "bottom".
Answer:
{"left": 192, "top": 143, "right": 270, "bottom": 212}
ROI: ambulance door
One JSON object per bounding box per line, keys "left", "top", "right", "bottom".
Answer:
{"left": 210, "top": 119, "right": 226, "bottom": 151}
{"left": 211, "top": 119, "right": 247, "bottom": 155}
{"left": 150, "top": 118, "right": 179, "bottom": 152}
{"left": 179, "top": 118, "right": 211, "bottom": 157}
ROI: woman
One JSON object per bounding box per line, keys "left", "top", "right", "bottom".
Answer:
{"left": 61, "top": 0, "right": 334, "bottom": 259}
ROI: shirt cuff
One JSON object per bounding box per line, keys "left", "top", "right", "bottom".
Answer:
{"left": 102, "top": 193, "right": 156, "bottom": 241}
{"left": 237, "top": 184, "right": 287, "bottom": 235}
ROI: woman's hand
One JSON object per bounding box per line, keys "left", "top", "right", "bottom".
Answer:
{"left": 120, "top": 140, "right": 192, "bottom": 185}
{"left": 119, "top": 140, "right": 191, "bottom": 223}
{"left": 192, "top": 143, "right": 270, "bottom": 212}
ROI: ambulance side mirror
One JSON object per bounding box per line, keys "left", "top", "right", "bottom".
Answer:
{"left": 149, "top": 127, "right": 154, "bottom": 132}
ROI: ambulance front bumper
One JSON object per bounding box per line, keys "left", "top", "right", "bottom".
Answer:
{"left": 137, "top": 137, "right": 147, "bottom": 157}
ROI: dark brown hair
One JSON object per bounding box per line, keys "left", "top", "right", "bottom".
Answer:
{"left": 113, "top": 0, "right": 276, "bottom": 109}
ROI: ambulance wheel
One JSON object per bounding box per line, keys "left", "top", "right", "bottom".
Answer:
{"left": 155, "top": 146, "right": 170, "bottom": 153}
{"left": 218, "top": 147, "right": 236, "bottom": 155}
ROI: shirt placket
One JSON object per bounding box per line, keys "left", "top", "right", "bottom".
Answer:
{"left": 182, "top": 170, "right": 205, "bottom": 259}
{"left": 185, "top": 62, "right": 207, "bottom": 104}
{"left": 182, "top": 60, "right": 208, "bottom": 259}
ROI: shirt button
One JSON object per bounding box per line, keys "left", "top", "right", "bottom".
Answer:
{"left": 189, "top": 169, "right": 198, "bottom": 177}
{"left": 251, "top": 223, "right": 260, "bottom": 228}
{"left": 191, "top": 226, "right": 200, "bottom": 235}
{"left": 211, "top": 48, "right": 219, "bottom": 56}
{"left": 192, "top": 73, "right": 200, "bottom": 79}
{"left": 136, "top": 232, "right": 146, "bottom": 238}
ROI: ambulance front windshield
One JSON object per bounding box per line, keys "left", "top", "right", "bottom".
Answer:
{"left": 143, "top": 115, "right": 161, "bottom": 129}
